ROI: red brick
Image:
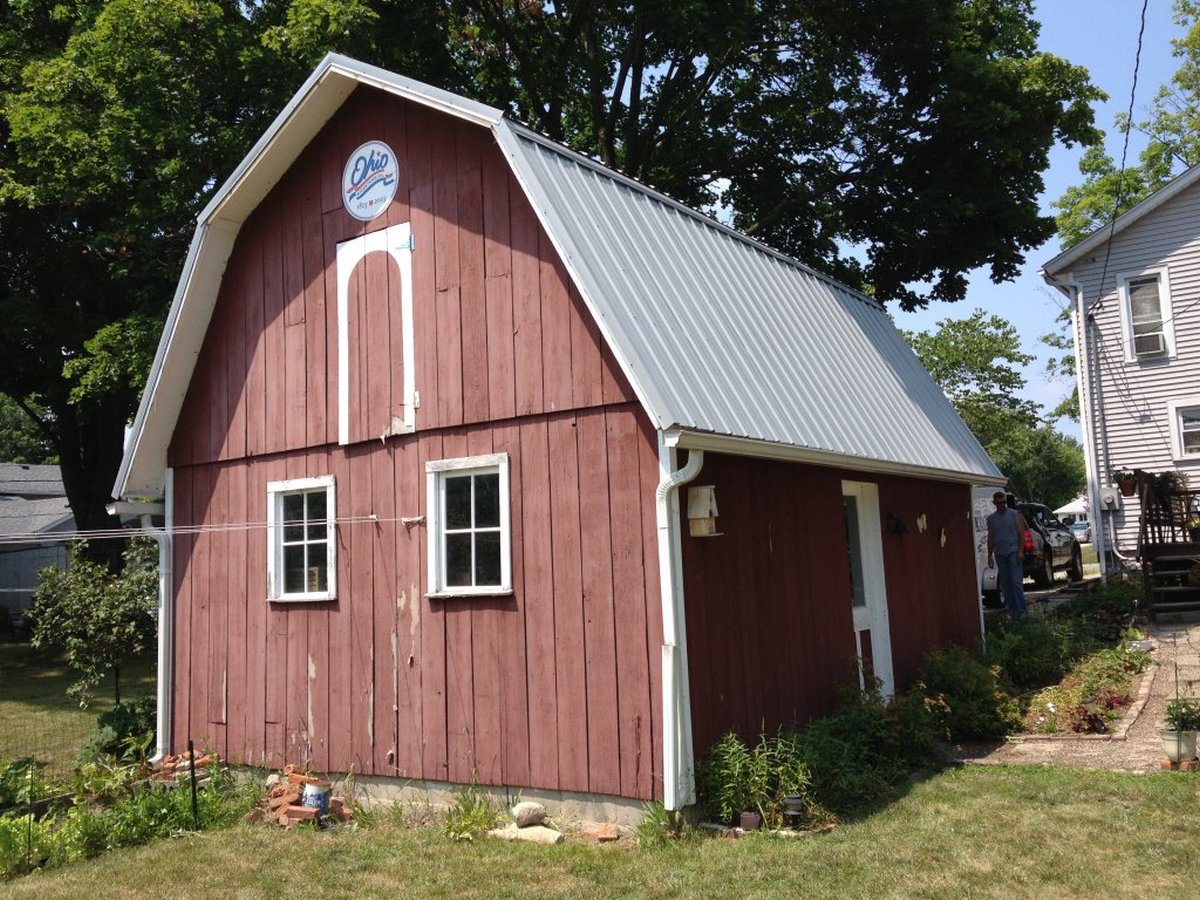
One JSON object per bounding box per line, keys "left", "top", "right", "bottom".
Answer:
{"left": 284, "top": 804, "right": 318, "bottom": 822}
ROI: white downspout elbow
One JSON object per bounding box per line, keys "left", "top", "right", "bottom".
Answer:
{"left": 655, "top": 439, "right": 703, "bottom": 811}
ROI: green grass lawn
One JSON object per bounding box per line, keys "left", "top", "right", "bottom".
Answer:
{"left": 1, "top": 765, "right": 1196, "bottom": 898}
{"left": 0, "top": 644, "right": 155, "bottom": 780}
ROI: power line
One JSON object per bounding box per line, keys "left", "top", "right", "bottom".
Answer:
{"left": 0, "top": 513, "right": 423, "bottom": 549}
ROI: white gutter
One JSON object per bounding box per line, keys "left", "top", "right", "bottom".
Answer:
{"left": 109, "top": 471, "right": 173, "bottom": 763}
{"left": 655, "top": 433, "right": 703, "bottom": 811}
{"left": 1068, "top": 280, "right": 1110, "bottom": 583}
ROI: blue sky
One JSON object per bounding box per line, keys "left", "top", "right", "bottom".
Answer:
{"left": 894, "top": 1, "right": 1188, "bottom": 440}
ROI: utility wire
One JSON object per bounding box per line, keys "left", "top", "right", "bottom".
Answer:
{"left": 0, "top": 513, "right": 422, "bottom": 548}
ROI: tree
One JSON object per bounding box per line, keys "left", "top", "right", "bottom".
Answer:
{"left": 903, "top": 310, "right": 1041, "bottom": 446}
{"left": 27, "top": 537, "right": 158, "bottom": 706}
{"left": 904, "top": 309, "right": 1084, "bottom": 505}
{"left": 0, "top": 393, "right": 56, "bottom": 463}
{"left": 1054, "top": 0, "right": 1200, "bottom": 247}
{"left": 439, "top": 0, "right": 1101, "bottom": 308}
{"left": 0, "top": 0, "right": 1101, "bottom": 540}
{"left": 988, "top": 426, "right": 1086, "bottom": 510}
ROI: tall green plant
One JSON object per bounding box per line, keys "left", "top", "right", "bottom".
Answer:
{"left": 28, "top": 538, "right": 158, "bottom": 706}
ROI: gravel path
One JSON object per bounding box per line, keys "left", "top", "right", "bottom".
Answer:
{"left": 951, "top": 620, "right": 1200, "bottom": 773}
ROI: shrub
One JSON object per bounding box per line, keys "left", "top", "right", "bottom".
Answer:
{"left": 788, "top": 685, "right": 937, "bottom": 816}
{"left": 918, "top": 646, "right": 1020, "bottom": 740}
{"left": 28, "top": 538, "right": 158, "bottom": 706}
{"left": 78, "top": 697, "right": 157, "bottom": 765}
{"left": 697, "top": 729, "right": 815, "bottom": 828}
{"left": 0, "top": 759, "right": 57, "bottom": 811}
{"left": 0, "top": 767, "right": 260, "bottom": 879}
{"left": 980, "top": 617, "right": 1065, "bottom": 689}
{"left": 441, "top": 780, "right": 499, "bottom": 841}
{"left": 635, "top": 801, "right": 686, "bottom": 847}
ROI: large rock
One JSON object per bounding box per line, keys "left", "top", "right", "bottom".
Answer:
{"left": 488, "top": 823, "right": 563, "bottom": 845}
{"left": 511, "top": 800, "right": 549, "bottom": 827}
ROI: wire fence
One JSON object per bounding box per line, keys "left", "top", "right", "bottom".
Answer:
{"left": 0, "top": 641, "right": 156, "bottom": 786}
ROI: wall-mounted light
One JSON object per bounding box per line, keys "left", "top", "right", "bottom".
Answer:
{"left": 687, "top": 485, "right": 720, "bottom": 537}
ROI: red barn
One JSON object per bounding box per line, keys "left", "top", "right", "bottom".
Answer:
{"left": 113, "top": 55, "right": 1002, "bottom": 814}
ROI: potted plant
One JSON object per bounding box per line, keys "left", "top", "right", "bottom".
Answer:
{"left": 1188, "top": 516, "right": 1200, "bottom": 543}
{"left": 1111, "top": 468, "right": 1137, "bottom": 497}
{"left": 1163, "top": 697, "right": 1200, "bottom": 763}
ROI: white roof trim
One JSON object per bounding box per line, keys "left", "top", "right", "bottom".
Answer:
{"left": 1042, "top": 160, "right": 1200, "bottom": 276}
{"left": 114, "top": 55, "right": 506, "bottom": 500}
{"left": 665, "top": 430, "right": 1007, "bottom": 486}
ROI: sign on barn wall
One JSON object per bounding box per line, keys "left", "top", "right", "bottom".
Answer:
{"left": 342, "top": 140, "right": 398, "bottom": 221}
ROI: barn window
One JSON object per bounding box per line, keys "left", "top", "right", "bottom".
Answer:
{"left": 426, "top": 454, "right": 511, "bottom": 596}
{"left": 267, "top": 476, "right": 336, "bottom": 602}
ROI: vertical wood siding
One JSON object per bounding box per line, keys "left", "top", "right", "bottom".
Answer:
{"left": 169, "top": 407, "right": 662, "bottom": 798}
{"left": 681, "top": 454, "right": 980, "bottom": 759}
{"left": 169, "top": 88, "right": 638, "bottom": 466}
{"left": 165, "top": 86, "right": 655, "bottom": 799}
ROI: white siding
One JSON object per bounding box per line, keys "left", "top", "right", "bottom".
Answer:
{"left": 1062, "top": 182, "right": 1200, "bottom": 552}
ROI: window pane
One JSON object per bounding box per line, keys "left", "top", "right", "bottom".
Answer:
{"left": 284, "top": 545, "right": 306, "bottom": 593}
{"left": 445, "top": 476, "right": 472, "bottom": 529}
{"left": 1129, "top": 278, "right": 1162, "bottom": 326}
{"left": 475, "top": 473, "right": 500, "bottom": 527}
{"left": 283, "top": 493, "right": 305, "bottom": 523}
{"left": 844, "top": 496, "right": 865, "bottom": 608}
{"left": 283, "top": 522, "right": 304, "bottom": 542}
{"left": 475, "top": 531, "right": 502, "bottom": 585}
{"left": 308, "top": 545, "right": 327, "bottom": 591}
{"left": 307, "top": 521, "right": 327, "bottom": 541}
{"left": 445, "top": 533, "right": 473, "bottom": 586}
{"left": 1182, "top": 410, "right": 1200, "bottom": 453}
{"left": 307, "top": 490, "right": 326, "bottom": 520}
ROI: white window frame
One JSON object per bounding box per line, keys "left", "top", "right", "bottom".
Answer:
{"left": 425, "top": 453, "right": 511, "bottom": 597}
{"left": 1169, "top": 397, "right": 1200, "bottom": 460}
{"left": 1118, "top": 267, "right": 1175, "bottom": 362}
{"left": 267, "top": 475, "right": 337, "bottom": 602}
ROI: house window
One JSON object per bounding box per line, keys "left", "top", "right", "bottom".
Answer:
{"left": 426, "top": 454, "right": 511, "bottom": 596}
{"left": 1120, "top": 270, "right": 1173, "bottom": 360}
{"left": 1169, "top": 398, "right": 1200, "bottom": 459}
{"left": 267, "top": 476, "right": 336, "bottom": 601}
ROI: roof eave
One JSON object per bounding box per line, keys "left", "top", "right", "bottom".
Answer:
{"left": 1042, "top": 160, "right": 1200, "bottom": 276}
{"left": 664, "top": 429, "right": 1005, "bottom": 486}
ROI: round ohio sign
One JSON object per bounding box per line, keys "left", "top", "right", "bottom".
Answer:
{"left": 342, "top": 140, "right": 399, "bottom": 221}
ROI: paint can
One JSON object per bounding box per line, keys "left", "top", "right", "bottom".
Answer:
{"left": 302, "top": 781, "right": 331, "bottom": 815}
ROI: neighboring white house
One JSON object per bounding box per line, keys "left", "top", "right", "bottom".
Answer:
{"left": 0, "top": 464, "right": 72, "bottom": 630}
{"left": 1041, "top": 162, "right": 1200, "bottom": 571}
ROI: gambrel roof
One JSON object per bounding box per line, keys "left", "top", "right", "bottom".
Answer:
{"left": 115, "top": 53, "right": 1000, "bottom": 499}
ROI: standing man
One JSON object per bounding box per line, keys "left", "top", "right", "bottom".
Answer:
{"left": 987, "top": 491, "right": 1028, "bottom": 618}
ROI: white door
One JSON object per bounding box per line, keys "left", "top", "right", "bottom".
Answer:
{"left": 842, "top": 481, "right": 894, "bottom": 698}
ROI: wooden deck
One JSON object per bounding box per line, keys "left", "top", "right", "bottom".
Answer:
{"left": 1138, "top": 480, "right": 1200, "bottom": 623}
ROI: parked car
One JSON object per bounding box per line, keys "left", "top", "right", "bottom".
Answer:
{"left": 1017, "top": 501, "right": 1084, "bottom": 587}
{"left": 982, "top": 500, "right": 1084, "bottom": 606}
{"left": 1070, "top": 520, "right": 1091, "bottom": 544}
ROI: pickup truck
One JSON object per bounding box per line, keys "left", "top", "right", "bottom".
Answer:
{"left": 1016, "top": 501, "right": 1084, "bottom": 587}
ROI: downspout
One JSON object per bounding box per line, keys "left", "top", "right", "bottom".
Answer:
{"left": 109, "top": 470, "right": 173, "bottom": 764}
{"left": 655, "top": 435, "right": 703, "bottom": 812}
{"left": 1071, "top": 282, "right": 1109, "bottom": 584}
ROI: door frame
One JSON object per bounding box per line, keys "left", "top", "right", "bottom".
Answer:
{"left": 842, "top": 480, "right": 895, "bottom": 698}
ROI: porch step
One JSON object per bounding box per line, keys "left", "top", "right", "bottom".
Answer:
{"left": 1154, "top": 605, "right": 1200, "bottom": 624}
